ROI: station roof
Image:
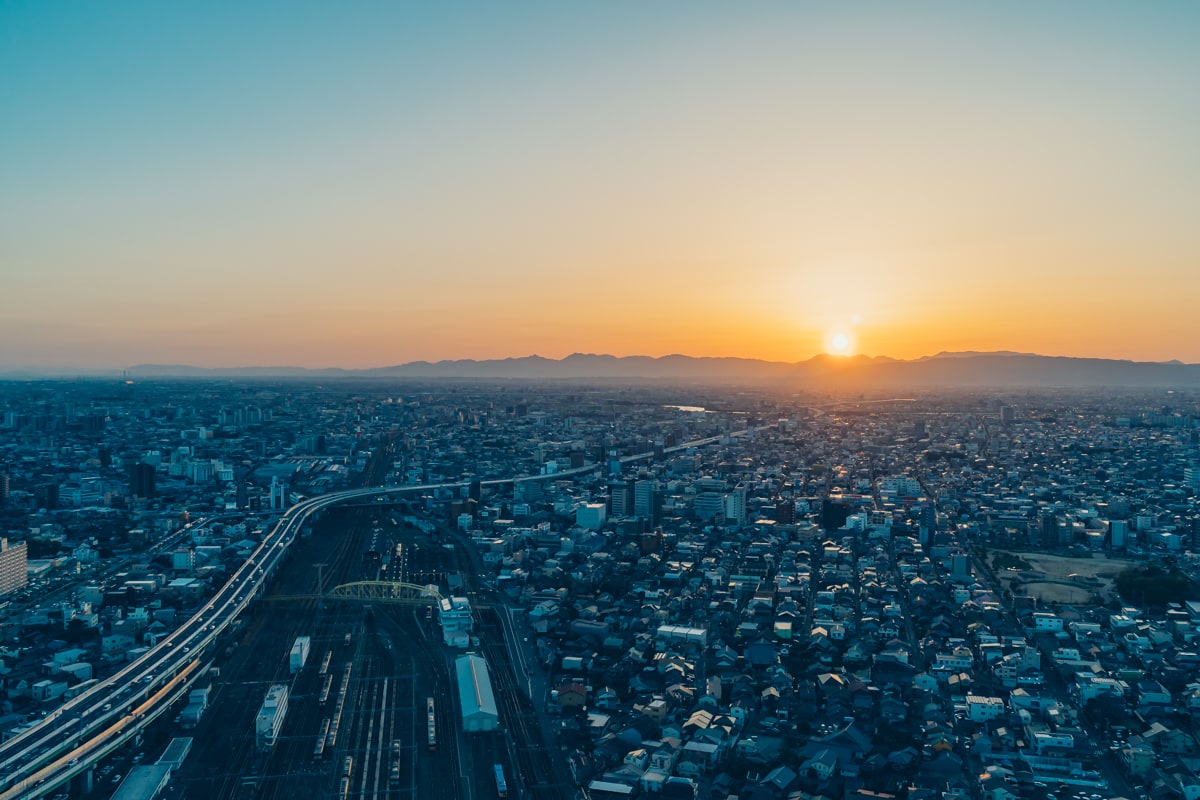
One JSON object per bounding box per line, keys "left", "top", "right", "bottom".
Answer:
{"left": 455, "top": 653, "right": 498, "bottom": 719}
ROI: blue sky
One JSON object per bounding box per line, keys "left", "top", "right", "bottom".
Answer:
{"left": 3, "top": 2, "right": 1199, "bottom": 369}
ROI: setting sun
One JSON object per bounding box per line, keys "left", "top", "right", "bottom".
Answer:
{"left": 829, "top": 332, "right": 852, "bottom": 355}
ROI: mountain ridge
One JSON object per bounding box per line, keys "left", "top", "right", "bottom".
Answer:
{"left": 99, "top": 352, "right": 1200, "bottom": 388}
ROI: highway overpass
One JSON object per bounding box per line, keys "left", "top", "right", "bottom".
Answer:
{"left": 0, "top": 424, "right": 765, "bottom": 798}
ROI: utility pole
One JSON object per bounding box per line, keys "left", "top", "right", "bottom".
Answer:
{"left": 314, "top": 563, "right": 327, "bottom": 607}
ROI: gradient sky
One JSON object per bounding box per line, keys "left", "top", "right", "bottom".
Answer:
{"left": 3, "top": 2, "right": 1199, "bottom": 369}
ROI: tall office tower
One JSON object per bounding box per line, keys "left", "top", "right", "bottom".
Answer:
{"left": 822, "top": 498, "right": 851, "bottom": 532}
{"left": 270, "top": 477, "right": 288, "bottom": 510}
{"left": 35, "top": 482, "right": 58, "bottom": 510}
{"left": 609, "top": 482, "right": 633, "bottom": 517}
{"left": 634, "top": 479, "right": 659, "bottom": 521}
{"left": 725, "top": 485, "right": 748, "bottom": 526}
{"left": 1109, "top": 519, "right": 1128, "bottom": 550}
{"left": 917, "top": 502, "right": 937, "bottom": 544}
{"left": 950, "top": 553, "right": 973, "bottom": 583}
{"left": 0, "top": 539, "right": 28, "bottom": 596}
{"left": 1000, "top": 405, "right": 1015, "bottom": 424}
{"left": 1042, "top": 511, "right": 1066, "bottom": 548}
{"left": 129, "top": 462, "right": 156, "bottom": 498}
{"left": 0, "top": 472, "right": 9, "bottom": 507}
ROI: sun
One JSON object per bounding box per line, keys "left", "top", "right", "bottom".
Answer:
{"left": 829, "top": 332, "right": 852, "bottom": 355}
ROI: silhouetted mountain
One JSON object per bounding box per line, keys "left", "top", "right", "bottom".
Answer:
{"left": 806, "top": 353, "right": 1200, "bottom": 389}
{"left": 112, "top": 352, "right": 1200, "bottom": 388}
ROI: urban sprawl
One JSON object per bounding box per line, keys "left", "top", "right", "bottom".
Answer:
{"left": 1, "top": 380, "right": 1199, "bottom": 800}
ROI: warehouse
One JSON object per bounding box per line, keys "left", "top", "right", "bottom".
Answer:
{"left": 455, "top": 654, "right": 499, "bottom": 732}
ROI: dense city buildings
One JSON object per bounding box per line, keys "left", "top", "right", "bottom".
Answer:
{"left": 1, "top": 379, "right": 1199, "bottom": 800}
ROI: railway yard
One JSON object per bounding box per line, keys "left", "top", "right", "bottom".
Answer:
{"left": 153, "top": 503, "right": 565, "bottom": 800}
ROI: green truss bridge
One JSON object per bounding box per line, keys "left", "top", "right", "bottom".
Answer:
{"left": 267, "top": 580, "right": 448, "bottom": 606}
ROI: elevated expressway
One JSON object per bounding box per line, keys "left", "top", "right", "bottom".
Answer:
{"left": 0, "top": 485, "right": 461, "bottom": 799}
{"left": 0, "top": 425, "right": 764, "bottom": 798}
{"left": 0, "top": 467, "right": 598, "bottom": 799}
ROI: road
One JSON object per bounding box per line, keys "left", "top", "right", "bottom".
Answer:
{"left": 0, "top": 424, "right": 763, "bottom": 798}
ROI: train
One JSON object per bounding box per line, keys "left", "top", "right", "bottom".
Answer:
{"left": 363, "top": 531, "right": 383, "bottom": 577}
{"left": 426, "top": 697, "right": 437, "bottom": 749}
{"left": 313, "top": 718, "right": 330, "bottom": 760}
{"left": 389, "top": 739, "right": 402, "bottom": 787}
{"left": 494, "top": 763, "right": 508, "bottom": 798}
{"left": 327, "top": 663, "right": 353, "bottom": 749}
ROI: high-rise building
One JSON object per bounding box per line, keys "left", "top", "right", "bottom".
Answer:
{"left": 130, "top": 462, "right": 156, "bottom": 498}
{"left": 724, "top": 485, "right": 748, "bottom": 527}
{"left": 1042, "top": 512, "right": 1067, "bottom": 548}
{"left": 691, "top": 492, "right": 722, "bottom": 521}
{"left": 576, "top": 502, "right": 607, "bottom": 531}
{"left": 34, "top": 482, "right": 58, "bottom": 510}
{"left": 919, "top": 503, "right": 937, "bottom": 534}
{"left": 1109, "top": 519, "right": 1128, "bottom": 550}
{"left": 0, "top": 472, "right": 9, "bottom": 507}
{"left": 950, "top": 553, "right": 972, "bottom": 583}
{"left": 1185, "top": 465, "right": 1200, "bottom": 490}
{"left": 634, "top": 479, "right": 659, "bottom": 522}
{"left": 1188, "top": 517, "right": 1200, "bottom": 554}
{"left": 822, "top": 499, "right": 851, "bottom": 532}
{"left": 269, "top": 477, "right": 288, "bottom": 511}
{"left": 0, "top": 538, "right": 28, "bottom": 596}
{"left": 609, "top": 482, "right": 633, "bottom": 517}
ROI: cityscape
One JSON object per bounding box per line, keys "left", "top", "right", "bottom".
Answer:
{"left": 1, "top": 377, "right": 1199, "bottom": 800}
{"left": 4, "top": 3, "right": 1199, "bottom": 800}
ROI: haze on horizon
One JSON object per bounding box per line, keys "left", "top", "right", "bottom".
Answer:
{"left": 2, "top": 2, "right": 1199, "bottom": 371}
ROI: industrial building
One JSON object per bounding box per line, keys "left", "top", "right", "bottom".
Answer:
{"left": 439, "top": 596, "right": 474, "bottom": 647}
{"left": 110, "top": 738, "right": 192, "bottom": 800}
{"left": 255, "top": 684, "right": 289, "bottom": 751}
{"left": 454, "top": 654, "right": 499, "bottom": 732}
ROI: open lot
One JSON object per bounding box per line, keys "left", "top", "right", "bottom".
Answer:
{"left": 994, "top": 551, "right": 1137, "bottom": 605}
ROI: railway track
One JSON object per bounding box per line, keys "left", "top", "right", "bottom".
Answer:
{"left": 476, "top": 608, "right": 571, "bottom": 800}
{"left": 171, "top": 470, "right": 562, "bottom": 800}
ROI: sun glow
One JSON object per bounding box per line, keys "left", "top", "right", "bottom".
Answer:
{"left": 829, "top": 332, "right": 853, "bottom": 355}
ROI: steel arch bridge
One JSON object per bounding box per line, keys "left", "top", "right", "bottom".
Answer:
{"left": 325, "top": 580, "right": 445, "bottom": 606}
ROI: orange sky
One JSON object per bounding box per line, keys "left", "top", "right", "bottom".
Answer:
{"left": 2, "top": 3, "right": 1198, "bottom": 369}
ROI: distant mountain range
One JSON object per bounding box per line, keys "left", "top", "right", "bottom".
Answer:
{"left": 102, "top": 351, "right": 1200, "bottom": 388}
